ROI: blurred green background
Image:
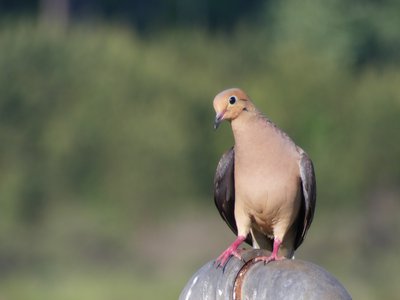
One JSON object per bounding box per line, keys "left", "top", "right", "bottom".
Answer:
{"left": 1, "top": 0, "right": 400, "bottom": 299}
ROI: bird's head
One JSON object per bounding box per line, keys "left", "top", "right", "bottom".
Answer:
{"left": 213, "top": 88, "right": 251, "bottom": 129}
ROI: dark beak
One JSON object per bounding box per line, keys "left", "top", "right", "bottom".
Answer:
{"left": 214, "top": 112, "right": 224, "bottom": 130}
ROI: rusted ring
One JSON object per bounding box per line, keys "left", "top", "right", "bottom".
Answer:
{"left": 232, "top": 258, "right": 259, "bottom": 300}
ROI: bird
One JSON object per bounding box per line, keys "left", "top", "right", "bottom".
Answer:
{"left": 213, "top": 88, "right": 316, "bottom": 267}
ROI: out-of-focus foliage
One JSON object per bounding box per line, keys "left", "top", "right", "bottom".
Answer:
{"left": 0, "top": 0, "right": 400, "bottom": 299}
{"left": 0, "top": 0, "right": 265, "bottom": 31}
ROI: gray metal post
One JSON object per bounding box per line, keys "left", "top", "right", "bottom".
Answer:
{"left": 180, "top": 249, "right": 351, "bottom": 300}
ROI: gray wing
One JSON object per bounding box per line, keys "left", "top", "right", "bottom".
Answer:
{"left": 214, "top": 147, "right": 252, "bottom": 246}
{"left": 294, "top": 151, "right": 317, "bottom": 249}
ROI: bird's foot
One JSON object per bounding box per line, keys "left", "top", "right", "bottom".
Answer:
{"left": 254, "top": 237, "right": 285, "bottom": 264}
{"left": 214, "top": 235, "right": 246, "bottom": 268}
{"left": 254, "top": 254, "right": 286, "bottom": 265}
{"left": 215, "top": 248, "right": 243, "bottom": 268}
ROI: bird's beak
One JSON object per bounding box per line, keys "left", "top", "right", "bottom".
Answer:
{"left": 214, "top": 112, "right": 225, "bottom": 130}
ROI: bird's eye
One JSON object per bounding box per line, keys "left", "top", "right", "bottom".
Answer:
{"left": 229, "top": 96, "right": 237, "bottom": 105}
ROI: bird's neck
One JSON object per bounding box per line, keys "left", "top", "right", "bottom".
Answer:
{"left": 231, "top": 109, "right": 270, "bottom": 142}
{"left": 231, "top": 110, "right": 297, "bottom": 159}
{"left": 231, "top": 111, "right": 274, "bottom": 168}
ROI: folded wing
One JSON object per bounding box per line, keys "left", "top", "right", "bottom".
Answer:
{"left": 214, "top": 147, "right": 252, "bottom": 246}
{"left": 295, "top": 151, "right": 317, "bottom": 249}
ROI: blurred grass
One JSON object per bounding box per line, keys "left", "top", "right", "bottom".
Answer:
{"left": 0, "top": 269, "right": 183, "bottom": 300}
{"left": 1, "top": 1, "right": 400, "bottom": 298}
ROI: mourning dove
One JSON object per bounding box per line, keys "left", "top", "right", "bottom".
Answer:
{"left": 213, "top": 88, "right": 316, "bottom": 267}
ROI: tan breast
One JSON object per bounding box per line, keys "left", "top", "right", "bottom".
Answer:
{"left": 231, "top": 112, "right": 301, "bottom": 235}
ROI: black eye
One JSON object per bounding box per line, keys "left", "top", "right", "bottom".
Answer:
{"left": 229, "top": 96, "right": 237, "bottom": 105}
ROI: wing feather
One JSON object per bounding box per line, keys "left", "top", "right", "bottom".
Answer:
{"left": 214, "top": 147, "right": 252, "bottom": 246}
{"left": 295, "top": 151, "right": 317, "bottom": 249}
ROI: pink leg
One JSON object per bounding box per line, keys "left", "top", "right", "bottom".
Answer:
{"left": 215, "top": 235, "right": 246, "bottom": 268}
{"left": 254, "top": 238, "right": 286, "bottom": 264}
